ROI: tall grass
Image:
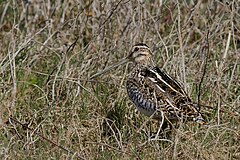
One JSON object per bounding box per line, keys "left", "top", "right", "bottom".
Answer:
{"left": 0, "top": 0, "right": 239, "bottom": 159}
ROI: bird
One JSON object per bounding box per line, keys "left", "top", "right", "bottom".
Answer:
{"left": 125, "top": 43, "right": 205, "bottom": 125}
{"left": 90, "top": 43, "right": 206, "bottom": 125}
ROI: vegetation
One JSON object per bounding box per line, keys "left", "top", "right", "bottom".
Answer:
{"left": 0, "top": 0, "right": 239, "bottom": 159}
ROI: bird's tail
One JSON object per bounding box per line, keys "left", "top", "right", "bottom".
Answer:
{"left": 193, "top": 115, "right": 207, "bottom": 125}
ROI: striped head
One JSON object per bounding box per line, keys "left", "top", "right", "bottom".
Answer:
{"left": 128, "top": 43, "right": 154, "bottom": 67}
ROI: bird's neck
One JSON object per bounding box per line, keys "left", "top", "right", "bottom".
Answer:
{"left": 129, "top": 63, "right": 155, "bottom": 79}
{"left": 136, "top": 62, "right": 156, "bottom": 70}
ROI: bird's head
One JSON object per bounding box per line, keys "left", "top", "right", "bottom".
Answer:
{"left": 127, "top": 43, "right": 154, "bottom": 66}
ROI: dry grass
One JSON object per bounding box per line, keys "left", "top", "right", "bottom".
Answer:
{"left": 0, "top": 0, "right": 240, "bottom": 159}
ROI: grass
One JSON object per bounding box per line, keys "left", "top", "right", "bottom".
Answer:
{"left": 0, "top": 0, "right": 240, "bottom": 159}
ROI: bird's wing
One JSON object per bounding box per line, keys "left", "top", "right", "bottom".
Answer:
{"left": 142, "top": 67, "right": 201, "bottom": 119}
{"left": 152, "top": 67, "right": 187, "bottom": 96}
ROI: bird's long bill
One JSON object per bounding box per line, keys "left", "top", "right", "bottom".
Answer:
{"left": 89, "top": 58, "right": 129, "bottom": 79}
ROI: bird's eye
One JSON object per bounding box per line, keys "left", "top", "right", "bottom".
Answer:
{"left": 134, "top": 47, "right": 139, "bottom": 52}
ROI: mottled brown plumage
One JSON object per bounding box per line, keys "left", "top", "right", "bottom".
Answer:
{"left": 126, "top": 43, "right": 205, "bottom": 124}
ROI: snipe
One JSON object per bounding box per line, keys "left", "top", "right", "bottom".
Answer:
{"left": 91, "top": 43, "right": 205, "bottom": 125}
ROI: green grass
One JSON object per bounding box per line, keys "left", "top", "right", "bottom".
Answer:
{"left": 0, "top": 0, "right": 240, "bottom": 159}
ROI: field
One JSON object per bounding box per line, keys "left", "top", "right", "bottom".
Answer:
{"left": 0, "top": 0, "right": 240, "bottom": 159}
